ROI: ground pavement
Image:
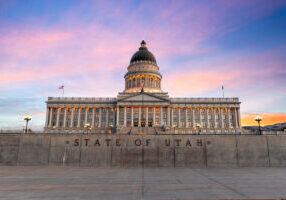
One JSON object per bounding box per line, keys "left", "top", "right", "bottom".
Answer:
{"left": 0, "top": 167, "right": 286, "bottom": 199}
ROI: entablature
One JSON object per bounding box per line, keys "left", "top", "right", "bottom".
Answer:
{"left": 170, "top": 97, "right": 240, "bottom": 104}
{"left": 47, "top": 97, "right": 117, "bottom": 104}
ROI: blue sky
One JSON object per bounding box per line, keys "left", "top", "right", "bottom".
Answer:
{"left": 1, "top": 0, "right": 286, "bottom": 130}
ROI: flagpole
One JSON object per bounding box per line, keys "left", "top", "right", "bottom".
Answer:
{"left": 222, "top": 86, "right": 224, "bottom": 98}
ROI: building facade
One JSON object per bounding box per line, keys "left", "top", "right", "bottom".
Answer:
{"left": 45, "top": 41, "right": 241, "bottom": 134}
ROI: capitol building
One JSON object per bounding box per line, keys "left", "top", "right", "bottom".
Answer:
{"left": 44, "top": 41, "right": 241, "bottom": 134}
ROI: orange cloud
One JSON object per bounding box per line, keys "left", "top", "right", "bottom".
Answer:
{"left": 242, "top": 113, "right": 286, "bottom": 126}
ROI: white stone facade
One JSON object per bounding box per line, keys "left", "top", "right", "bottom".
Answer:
{"left": 44, "top": 41, "right": 241, "bottom": 134}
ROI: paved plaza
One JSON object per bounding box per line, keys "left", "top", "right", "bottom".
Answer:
{"left": 0, "top": 167, "right": 286, "bottom": 199}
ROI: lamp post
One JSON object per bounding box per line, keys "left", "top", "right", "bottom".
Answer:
{"left": 196, "top": 123, "right": 201, "bottom": 135}
{"left": 24, "top": 115, "right": 32, "bottom": 134}
{"left": 84, "top": 123, "right": 91, "bottom": 134}
{"left": 254, "top": 115, "right": 263, "bottom": 135}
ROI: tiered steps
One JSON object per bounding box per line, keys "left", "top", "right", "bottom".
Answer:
{"left": 130, "top": 127, "right": 157, "bottom": 135}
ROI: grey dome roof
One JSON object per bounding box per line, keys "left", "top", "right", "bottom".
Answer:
{"left": 130, "top": 40, "right": 157, "bottom": 64}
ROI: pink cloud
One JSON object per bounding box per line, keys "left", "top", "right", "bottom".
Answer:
{"left": 164, "top": 71, "right": 239, "bottom": 96}
{"left": 0, "top": 0, "right": 285, "bottom": 93}
{"left": 0, "top": 29, "right": 73, "bottom": 58}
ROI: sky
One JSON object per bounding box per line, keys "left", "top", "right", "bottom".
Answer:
{"left": 0, "top": 0, "right": 286, "bottom": 130}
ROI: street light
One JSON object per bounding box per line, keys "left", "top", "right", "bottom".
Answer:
{"left": 84, "top": 123, "right": 91, "bottom": 134}
{"left": 24, "top": 115, "right": 32, "bottom": 134}
{"left": 255, "top": 115, "right": 263, "bottom": 135}
{"left": 196, "top": 123, "right": 201, "bottom": 135}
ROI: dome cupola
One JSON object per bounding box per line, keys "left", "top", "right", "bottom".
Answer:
{"left": 130, "top": 40, "right": 157, "bottom": 64}
{"left": 124, "top": 41, "right": 163, "bottom": 93}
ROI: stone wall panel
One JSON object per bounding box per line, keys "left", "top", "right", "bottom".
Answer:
{"left": 205, "top": 135, "right": 238, "bottom": 167}
{"left": 18, "top": 135, "right": 50, "bottom": 165}
{"left": 0, "top": 135, "right": 19, "bottom": 166}
{"left": 80, "top": 135, "right": 112, "bottom": 167}
{"left": 49, "top": 135, "right": 81, "bottom": 166}
{"left": 158, "top": 136, "right": 174, "bottom": 167}
{"left": 267, "top": 136, "right": 286, "bottom": 167}
{"left": 174, "top": 136, "right": 206, "bottom": 167}
{"left": 237, "top": 135, "right": 269, "bottom": 167}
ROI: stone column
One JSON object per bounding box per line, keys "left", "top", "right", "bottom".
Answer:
{"left": 171, "top": 107, "right": 174, "bottom": 127}
{"left": 178, "top": 108, "right": 181, "bottom": 128}
{"left": 85, "top": 108, "right": 88, "bottom": 125}
{"left": 71, "top": 108, "right": 74, "bottom": 128}
{"left": 77, "top": 108, "right": 81, "bottom": 128}
{"left": 237, "top": 107, "right": 241, "bottom": 128}
{"left": 226, "top": 107, "right": 231, "bottom": 129}
{"left": 106, "top": 108, "right": 109, "bottom": 127}
{"left": 198, "top": 108, "right": 202, "bottom": 126}
{"left": 99, "top": 107, "right": 102, "bottom": 128}
{"left": 92, "top": 108, "right": 95, "bottom": 128}
{"left": 131, "top": 106, "right": 134, "bottom": 127}
{"left": 138, "top": 106, "right": 141, "bottom": 127}
{"left": 212, "top": 108, "right": 216, "bottom": 129}
{"left": 234, "top": 107, "right": 238, "bottom": 129}
{"left": 153, "top": 106, "right": 156, "bottom": 127}
{"left": 45, "top": 107, "right": 50, "bottom": 127}
{"left": 48, "top": 107, "right": 53, "bottom": 127}
{"left": 167, "top": 106, "right": 170, "bottom": 126}
{"left": 124, "top": 106, "right": 127, "bottom": 127}
{"left": 113, "top": 107, "right": 116, "bottom": 127}
{"left": 185, "top": 107, "right": 188, "bottom": 128}
{"left": 160, "top": 106, "right": 163, "bottom": 126}
{"left": 206, "top": 108, "right": 209, "bottom": 129}
{"left": 146, "top": 106, "right": 149, "bottom": 127}
{"left": 56, "top": 108, "right": 60, "bottom": 127}
{"left": 219, "top": 107, "right": 224, "bottom": 129}
{"left": 116, "top": 106, "right": 119, "bottom": 127}
{"left": 192, "top": 108, "right": 195, "bottom": 128}
{"left": 63, "top": 108, "right": 67, "bottom": 127}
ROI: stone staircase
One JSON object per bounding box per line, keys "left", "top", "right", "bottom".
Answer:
{"left": 118, "top": 126, "right": 168, "bottom": 135}
{"left": 118, "top": 127, "right": 132, "bottom": 134}
{"left": 130, "top": 127, "right": 157, "bottom": 135}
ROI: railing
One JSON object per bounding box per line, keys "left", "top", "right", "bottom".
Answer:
{"left": 170, "top": 97, "right": 239, "bottom": 103}
{"left": 48, "top": 97, "right": 117, "bottom": 102}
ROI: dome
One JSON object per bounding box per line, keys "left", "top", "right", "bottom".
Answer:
{"left": 130, "top": 40, "right": 157, "bottom": 64}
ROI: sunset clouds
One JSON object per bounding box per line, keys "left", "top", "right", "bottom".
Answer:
{"left": 0, "top": 0, "right": 286, "bottom": 129}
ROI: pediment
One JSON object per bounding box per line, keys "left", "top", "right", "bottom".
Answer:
{"left": 120, "top": 93, "right": 168, "bottom": 102}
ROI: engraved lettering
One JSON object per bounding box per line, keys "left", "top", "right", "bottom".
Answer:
{"left": 105, "top": 139, "right": 111, "bottom": 146}
{"left": 175, "top": 139, "right": 181, "bottom": 147}
{"left": 135, "top": 139, "right": 142, "bottom": 146}
{"left": 84, "top": 138, "right": 90, "bottom": 146}
{"left": 165, "top": 139, "right": 171, "bottom": 146}
{"left": 116, "top": 139, "right": 121, "bottom": 146}
{"left": 94, "top": 139, "right": 101, "bottom": 146}
{"left": 197, "top": 139, "right": 203, "bottom": 147}
{"left": 186, "top": 139, "right": 192, "bottom": 147}
{"left": 146, "top": 139, "right": 151, "bottom": 146}
{"left": 74, "top": 138, "right": 79, "bottom": 146}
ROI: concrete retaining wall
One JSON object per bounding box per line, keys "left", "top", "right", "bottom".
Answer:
{"left": 0, "top": 134, "right": 285, "bottom": 167}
